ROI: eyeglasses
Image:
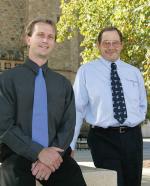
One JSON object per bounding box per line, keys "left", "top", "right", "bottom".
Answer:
{"left": 101, "top": 40, "right": 122, "bottom": 48}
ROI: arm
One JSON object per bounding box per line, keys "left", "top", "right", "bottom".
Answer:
{"left": 0, "top": 74, "right": 63, "bottom": 168}
{"left": 137, "top": 70, "right": 147, "bottom": 120}
{"left": 36, "top": 80, "right": 76, "bottom": 173}
{"left": 70, "top": 67, "right": 89, "bottom": 150}
{"left": 0, "top": 74, "right": 43, "bottom": 162}
{"left": 51, "top": 79, "right": 76, "bottom": 152}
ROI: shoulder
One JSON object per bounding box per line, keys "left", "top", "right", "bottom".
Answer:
{"left": 120, "top": 60, "right": 141, "bottom": 74}
{"left": 120, "top": 60, "right": 143, "bottom": 81}
{"left": 80, "top": 58, "right": 100, "bottom": 69}
{"left": 0, "top": 64, "right": 25, "bottom": 80}
{"left": 77, "top": 58, "right": 100, "bottom": 74}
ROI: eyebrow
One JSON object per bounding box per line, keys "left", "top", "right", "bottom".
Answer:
{"left": 103, "top": 40, "right": 121, "bottom": 42}
{"left": 37, "top": 32, "right": 55, "bottom": 36}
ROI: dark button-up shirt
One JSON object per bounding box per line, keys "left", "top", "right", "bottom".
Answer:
{"left": 0, "top": 58, "right": 75, "bottom": 162}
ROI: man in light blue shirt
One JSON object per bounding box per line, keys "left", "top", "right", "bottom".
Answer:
{"left": 71, "top": 27, "right": 147, "bottom": 186}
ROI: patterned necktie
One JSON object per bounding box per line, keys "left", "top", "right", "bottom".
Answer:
{"left": 32, "top": 68, "right": 48, "bottom": 147}
{"left": 111, "top": 63, "right": 127, "bottom": 124}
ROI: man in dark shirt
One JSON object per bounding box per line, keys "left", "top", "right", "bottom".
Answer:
{"left": 0, "top": 18, "right": 86, "bottom": 186}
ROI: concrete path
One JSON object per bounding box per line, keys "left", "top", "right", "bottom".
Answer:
{"left": 142, "top": 138, "right": 150, "bottom": 186}
{"left": 74, "top": 138, "right": 150, "bottom": 186}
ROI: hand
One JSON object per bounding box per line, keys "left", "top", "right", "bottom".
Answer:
{"left": 31, "top": 160, "right": 52, "bottom": 181}
{"left": 38, "top": 147, "right": 64, "bottom": 171}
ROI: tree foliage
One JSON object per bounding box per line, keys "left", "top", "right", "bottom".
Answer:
{"left": 57, "top": 0, "right": 150, "bottom": 117}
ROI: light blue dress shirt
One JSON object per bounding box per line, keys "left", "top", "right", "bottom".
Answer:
{"left": 70, "top": 57, "right": 147, "bottom": 149}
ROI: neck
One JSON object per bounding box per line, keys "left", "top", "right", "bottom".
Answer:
{"left": 102, "top": 57, "right": 119, "bottom": 63}
{"left": 29, "top": 55, "right": 48, "bottom": 67}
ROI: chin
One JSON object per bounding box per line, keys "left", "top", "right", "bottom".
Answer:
{"left": 107, "top": 56, "right": 118, "bottom": 62}
{"left": 110, "top": 59, "right": 117, "bottom": 62}
{"left": 106, "top": 58, "right": 115, "bottom": 62}
{"left": 38, "top": 54, "right": 49, "bottom": 59}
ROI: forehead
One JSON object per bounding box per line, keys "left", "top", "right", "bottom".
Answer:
{"left": 101, "top": 31, "right": 120, "bottom": 41}
{"left": 33, "top": 22, "right": 55, "bottom": 35}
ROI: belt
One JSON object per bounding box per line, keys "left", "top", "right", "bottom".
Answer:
{"left": 91, "top": 125, "right": 139, "bottom": 134}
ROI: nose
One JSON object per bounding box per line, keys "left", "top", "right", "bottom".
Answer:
{"left": 42, "top": 36, "right": 48, "bottom": 42}
{"left": 108, "top": 42, "right": 115, "bottom": 48}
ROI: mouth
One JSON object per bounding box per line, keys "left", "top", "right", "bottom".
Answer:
{"left": 106, "top": 51, "right": 115, "bottom": 55}
{"left": 106, "top": 49, "right": 117, "bottom": 54}
{"left": 39, "top": 45, "right": 49, "bottom": 49}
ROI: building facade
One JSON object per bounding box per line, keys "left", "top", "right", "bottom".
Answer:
{"left": 0, "top": 0, "right": 80, "bottom": 82}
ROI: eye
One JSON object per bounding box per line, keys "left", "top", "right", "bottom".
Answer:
{"left": 101, "top": 40, "right": 121, "bottom": 48}
{"left": 112, "top": 41, "right": 121, "bottom": 47}
{"left": 102, "top": 41, "right": 110, "bottom": 47}
{"left": 37, "top": 33, "right": 45, "bottom": 38}
{"left": 48, "top": 35, "right": 55, "bottom": 40}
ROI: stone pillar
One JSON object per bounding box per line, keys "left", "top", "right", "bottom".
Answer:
{"left": 27, "top": 0, "right": 58, "bottom": 22}
{"left": 82, "top": 166, "right": 117, "bottom": 186}
{"left": 36, "top": 166, "right": 117, "bottom": 186}
{"left": 26, "top": 0, "right": 80, "bottom": 82}
{"left": 0, "top": 0, "right": 26, "bottom": 51}
{"left": 0, "top": 0, "right": 26, "bottom": 67}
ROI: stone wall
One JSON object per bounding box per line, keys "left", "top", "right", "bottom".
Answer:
{"left": 0, "top": 0, "right": 26, "bottom": 51}
{"left": 0, "top": 0, "right": 80, "bottom": 82}
{"left": 142, "top": 121, "right": 150, "bottom": 137}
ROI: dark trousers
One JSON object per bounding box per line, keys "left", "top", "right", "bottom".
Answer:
{"left": 87, "top": 125, "right": 143, "bottom": 186}
{"left": 0, "top": 148, "right": 86, "bottom": 186}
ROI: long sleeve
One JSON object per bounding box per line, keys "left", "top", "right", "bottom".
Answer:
{"left": 0, "top": 74, "right": 43, "bottom": 162}
{"left": 137, "top": 69, "right": 147, "bottom": 120}
{"left": 51, "top": 79, "right": 76, "bottom": 152}
{"left": 70, "top": 67, "right": 89, "bottom": 150}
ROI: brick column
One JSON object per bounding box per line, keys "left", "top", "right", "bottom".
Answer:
{"left": 27, "top": 0, "right": 57, "bottom": 22}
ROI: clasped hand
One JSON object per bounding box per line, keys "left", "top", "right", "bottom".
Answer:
{"left": 31, "top": 147, "right": 64, "bottom": 181}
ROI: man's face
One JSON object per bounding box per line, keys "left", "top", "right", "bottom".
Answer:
{"left": 26, "top": 22, "right": 55, "bottom": 60}
{"left": 98, "top": 31, "right": 123, "bottom": 62}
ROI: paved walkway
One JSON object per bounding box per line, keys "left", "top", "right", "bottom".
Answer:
{"left": 142, "top": 138, "right": 150, "bottom": 186}
{"left": 74, "top": 138, "right": 150, "bottom": 186}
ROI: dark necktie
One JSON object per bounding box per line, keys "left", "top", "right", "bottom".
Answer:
{"left": 32, "top": 68, "right": 48, "bottom": 147}
{"left": 111, "top": 63, "right": 127, "bottom": 124}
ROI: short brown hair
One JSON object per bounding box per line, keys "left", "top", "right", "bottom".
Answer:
{"left": 25, "top": 18, "right": 57, "bottom": 40}
{"left": 97, "top": 27, "right": 123, "bottom": 43}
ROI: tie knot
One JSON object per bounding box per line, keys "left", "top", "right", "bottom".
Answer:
{"left": 38, "top": 68, "right": 43, "bottom": 76}
{"left": 111, "top": 63, "right": 117, "bottom": 70}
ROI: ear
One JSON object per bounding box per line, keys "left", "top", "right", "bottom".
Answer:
{"left": 25, "top": 35, "right": 31, "bottom": 46}
{"left": 96, "top": 40, "right": 101, "bottom": 50}
{"left": 120, "top": 42, "right": 124, "bottom": 50}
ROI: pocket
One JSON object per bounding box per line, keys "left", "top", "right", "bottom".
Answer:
{"left": 121, "top": 77, "right": 139, "bottom": 101}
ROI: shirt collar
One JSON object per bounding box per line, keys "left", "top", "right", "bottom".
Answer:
{"left": 24, "top": 57, "right": 48, "bottom": 75}
{"left": 100, "top": 57, "right": 122, "bottom": 68}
